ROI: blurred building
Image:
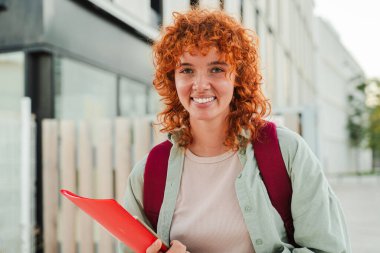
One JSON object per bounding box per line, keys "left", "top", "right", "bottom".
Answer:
{"left": 0, "top": 0, "right": 160, "bottom": 252}
{"left": 167, "top": 0, "right": 318, "bottom": 149}
{"left": 0, "top": 0, "right": 371, "bottom": 252}
{"left": 315, "top": 17, "right": 371, "bottom": 174}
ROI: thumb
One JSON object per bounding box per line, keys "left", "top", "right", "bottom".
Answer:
{"left": 146, "top": 239, "right": 162, "bottom": 253}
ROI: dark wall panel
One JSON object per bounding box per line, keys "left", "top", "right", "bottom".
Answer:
{"left": 1, "top": 0, "right": 154, "bottom": 84}
{"left": 42, "top": 0, "right": 154, "bottom": 84}
{"left": 0, "top": 0, "right": 43, "bottom": 46}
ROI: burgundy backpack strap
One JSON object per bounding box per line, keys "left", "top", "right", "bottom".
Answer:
{"left": 143, "top": 140, "right": 173, "bottom": 232}
{"left": 253, "top": 122, "right": 298, "bottom": 247}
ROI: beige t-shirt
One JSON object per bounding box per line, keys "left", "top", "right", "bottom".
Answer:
{"left": 170, "top": 149, "right": 256, "bottom": 253}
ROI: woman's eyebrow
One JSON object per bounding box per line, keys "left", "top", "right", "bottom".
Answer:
{"left": 178, "top": 61, "right": 228, "bottom": 66}
{"left": 178, "top": 62, "right": 193, "bottom": 66}
{"left": 208, "top": 61, "right": 228, "bottom": 66}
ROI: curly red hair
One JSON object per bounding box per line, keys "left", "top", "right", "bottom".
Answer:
{"left": 153, "top": 9, "right": 270, "bottom": 150}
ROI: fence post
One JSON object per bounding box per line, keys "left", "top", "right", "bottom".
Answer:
{"left": 133, "top": 117, "right": 151, "bottom": 163}
{"left": 95, "top": 119, "right": 114, "bottom": 252}
{"left": 59, "top": 120, "right": 77, "bottom": 253}
{"left": 115, "top": 118, "right": 131, "bottom": 204}
{"left": 78, "top": 121, "right": 94, "bottom": 252}
{"left": 20, "top": 98, "right": 33, "bottom": 253}
{"left": 42, "top": 119, "right": 59, "bottom": 253}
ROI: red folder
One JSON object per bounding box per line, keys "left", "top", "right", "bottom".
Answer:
{"left": 60, "top": 189, "right": 168, "bottom": 253}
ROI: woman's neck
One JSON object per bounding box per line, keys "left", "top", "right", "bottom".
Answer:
{"left": 188, "top": 118, "right": 229, "bottom": 157}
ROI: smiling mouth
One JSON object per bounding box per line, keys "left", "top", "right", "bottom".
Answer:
{"left": 192, "top": 97, "right": 216, "bottom": 104}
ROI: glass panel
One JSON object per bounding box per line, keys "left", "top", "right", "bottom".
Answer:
{"left": 0, "top": 52, "right": 25, "bottom": 253}
{"left": 0, "top": 52, "right": 24, "bottom": 118}
{"left": 148, "top": 87, "right": 162, "bottom": 115}
{"left": 55, "top": 57, "right": 117, "bottom": 121}
{"left": 266, "top": 32, "right": 276, "bottom": 105}
{"left": 119, "top": 77, "right": 147, "bottom": 117}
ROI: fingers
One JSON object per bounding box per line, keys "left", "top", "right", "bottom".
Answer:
{"left": 146, "top": 239, "right": 162, "bottom": 253}
{"left": 146, "top": 239, "right": 188, "bottom": 253}
{"left": 167, "top": 240, "right": 187, "bottom": 253}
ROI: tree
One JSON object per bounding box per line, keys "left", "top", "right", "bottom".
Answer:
{"left": 347, "top": 81, "right": 369, "bottom": 173}
{"left": 347, "top": 93, "right": 367, "bottom": 148}
{"left": 347, "top": 78, "right": 380, "bottom": 172}
{"left": 366, "top": 79, "right": 380, "bottom": 171}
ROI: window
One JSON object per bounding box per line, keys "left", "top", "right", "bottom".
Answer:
{"left": 190, "top": 0, "right": 199, "bottom": 8}
{"left": 55, "top": 57, "right": 117, "bottom": 121}
{"left": 119, "top": 77, "right": 147, "bottom": 117}
{"left": 220, "top": 0, "right": 224, "bottom": 10}
{"left": 240, "top": 0, "right": 244, "bottom": 22}
{"left": 148, "top": 87, "right": 162, "bottom": 115}
{"left": 0, "top": 51, "right": 26, "bottom": 252}
{"left": 0, "top": 0, "right": 9, "bottom": 11}
{"left": 255, "top": 8, "right": 260, "bottom": 34}
{"left": 0, "top": 52, "right": 24, "bottom": 117}
{"left": 150, "top": 0, "right": 163, "bottom": 27}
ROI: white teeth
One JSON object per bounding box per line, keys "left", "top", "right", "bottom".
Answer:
{"left": 192, "top": 97, "right": 216, "bottom": 104}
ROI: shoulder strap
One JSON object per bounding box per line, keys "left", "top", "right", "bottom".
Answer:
{"left": 253, "top": 121, "right": 297, "bottom": 246}
{"left": 143, "top": 140, "right": 173, "bottom": 232}
{"left": 143, "top": 123, "right": 297, "bottom": 246}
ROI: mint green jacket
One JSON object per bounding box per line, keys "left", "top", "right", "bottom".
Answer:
{"left": 119, "top": 126, "right": 351, "bottom": 253}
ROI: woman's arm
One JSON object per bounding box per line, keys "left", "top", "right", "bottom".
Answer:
{"left": 278, "top": 127, "right": 351, "bottom": 253}
{"left": 118, "top": 156, "right": 153, "bottom": 253}
{"left": 118, "top": 155, "right": 189, "bottom": 253}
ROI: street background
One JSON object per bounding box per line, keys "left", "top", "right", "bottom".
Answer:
{"left": 330, "top": 175, "right": 380, "bottom": 252}
{"left": 1, "top": 0, "right": 380, "bottom": 252}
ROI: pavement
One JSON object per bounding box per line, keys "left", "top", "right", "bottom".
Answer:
{"left": 328, "top": 175, "right": 380, "bottom": 253}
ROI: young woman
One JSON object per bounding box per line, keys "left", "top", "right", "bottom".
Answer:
{"left": 120, "top": 9, "right": 351, "bottom": 253}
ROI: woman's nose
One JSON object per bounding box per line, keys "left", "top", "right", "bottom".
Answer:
{"left": 193, "top": 73, "right": 210, "bottom": 91}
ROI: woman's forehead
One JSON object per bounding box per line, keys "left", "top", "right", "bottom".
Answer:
{"left": 178, "top": 47, "right": 226, "bottom": 62}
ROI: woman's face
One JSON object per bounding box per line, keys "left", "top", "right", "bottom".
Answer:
{"left": 174, "top": 48, "right": 235, "bottom": 123}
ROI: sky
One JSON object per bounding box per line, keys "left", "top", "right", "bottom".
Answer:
{"left": 314, "top": 0, "right": 380, "bottom": 78}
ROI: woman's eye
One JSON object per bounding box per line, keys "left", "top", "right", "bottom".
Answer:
{"left": 179, "top": 68, "right": 193, "bottom": 74}
{"left": 211, "top": 67, "right": 224, "bottom": 73}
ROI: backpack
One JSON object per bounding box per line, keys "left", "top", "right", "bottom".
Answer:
{"left": 143, "top": 121, "right": 297, "bottom": 246}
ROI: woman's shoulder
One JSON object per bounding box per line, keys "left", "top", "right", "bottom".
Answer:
{"left": 275, "top": 125, "right": 312, "bottom": 163}
{"left": 276, "top": 125, "right": 304, "bottom": 147}
{"left": 128, "top": 139, "right": 177, "bottom": 183}
{"left": 128, "top": 154, "right": 148, "bottom": 184}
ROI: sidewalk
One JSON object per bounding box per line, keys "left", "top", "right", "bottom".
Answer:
{"left": 328, "top": 175, "right": 380, "bottom": 253}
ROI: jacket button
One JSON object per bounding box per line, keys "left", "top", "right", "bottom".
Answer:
{"left": 244, "top": 205, "right": 252, "bottom": 212}
{"left": 255, "top": 239, "right": 263, "bottom": 245}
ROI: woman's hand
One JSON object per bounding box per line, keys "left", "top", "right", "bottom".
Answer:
{"left": 146, "top": 239, "right": 189, "bottom": 253}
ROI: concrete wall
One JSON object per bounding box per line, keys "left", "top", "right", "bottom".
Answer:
{"left": 2, "top": 0, "right": 368, "bottom": 175}
{"left": 160, "top": 0, "right": 369, "bottom": 174}
{"left": 315, "top": 18, "right": 368, "bottom": 174}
